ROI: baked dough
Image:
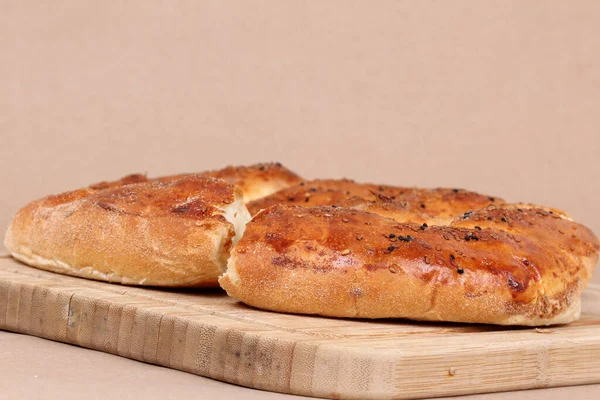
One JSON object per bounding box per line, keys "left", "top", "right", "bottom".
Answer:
{"left": 176, "top": 162, "right": 302, "bottom": 202}
{"left": 220, "top": 204, "right": 599, "bottom": 325}
{"left": 3, "top": 162, "right": 300, "bottom": 286}
{"left": 5, "top": 175, "right": 251, "bottom": 287}
{"left": 247, "top": 179, "right": 505, "bottom": 224}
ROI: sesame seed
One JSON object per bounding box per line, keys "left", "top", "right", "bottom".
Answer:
{"left": 341, "top": 249, "right": 350, "bottom": 255}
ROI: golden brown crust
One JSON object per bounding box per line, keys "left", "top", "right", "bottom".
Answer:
{"left": 5, "top": 175, "right": 251, "bottom": 287}
{"left": 219, "top": 204, "right": 599, "bottom": 325}
{"left": 3, "top": 162, "right": 297, "bottom": 287}
{"left": 162, "top": 162, "right": 303, "bottom": 202}
{"left": 247, "top": 179, "right": 503, "bottom": 224}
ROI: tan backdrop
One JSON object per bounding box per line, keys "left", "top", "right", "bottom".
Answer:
{"left": 1, "top": 0, "right": 599, "bottom": 286}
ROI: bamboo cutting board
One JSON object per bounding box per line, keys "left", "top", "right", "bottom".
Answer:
{"left": 1, "top": 257, "right": 600, "bottom": 399}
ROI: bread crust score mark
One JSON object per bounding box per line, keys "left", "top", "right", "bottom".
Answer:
{"left": 221, "top": 180, "right": 600, "bottom": 326}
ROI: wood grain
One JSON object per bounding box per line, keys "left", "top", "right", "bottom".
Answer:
{"left": 1, "top": 257, "right": 600, "bottom": 399}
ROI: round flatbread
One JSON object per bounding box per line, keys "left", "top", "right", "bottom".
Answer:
{"left": 220, "top": 203, "right": 599, "bottom": 325}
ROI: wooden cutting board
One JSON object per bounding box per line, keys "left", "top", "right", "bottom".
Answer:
{"left": 1, "top": 257, "right": 600, "bottom": 400}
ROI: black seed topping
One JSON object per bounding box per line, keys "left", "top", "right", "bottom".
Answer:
{"left": 463, "top": 211, "right": 473, "bottom": 220}
{"left": 387, "top": 245, "right": 395, "bottom": 252}
{"left": 450, "top": 254, "right": 455, "bottom": 261}
{"left": 474, "top": 226, "right": 482, "bottom": 231}
{"left": 488, "top": 197, "right": 495, "bottom": 202}
{"left": 305, "top": 197, "right": 309, "bottom": 202}
{"left": 487, "top": 216, "right": 493, "bottom": 221}
{"left": 389, "top": 233, "right": 396, "bottom": 238}
{"left": 420, "top": 203, "right": 426, "bottom": 209}
{"left": 464, "top": 234, "right": 479, "bottom": 241}
{"left": 453, "top": 188, "right": 459, "bottom": 193}
{"left": 309, "top": 188, "right": 317, "bottom": 192}
{"left": 397, "top": 235, "right": 413, "bottom": 242}
{"left": 507, "top": 277, "right": 521, "bottom": 290}
{"left": 501, "top": 217, "right": 507, "bottom": 222}
{"left": 420, "top": 223, "right": 428, "bottom": 230}
{"left": 288, "top": 197, "right": 295, "bottom": 201}
{"left": 457, "top": 267, "right": 464, "bottom": 274}
{"left": 517, "top": 208, "right": 523, "bottom": 212}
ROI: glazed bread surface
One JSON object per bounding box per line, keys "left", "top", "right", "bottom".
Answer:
{"left": 220, "top": 204, "right": 600, "bottom": 325}
{"left": 247, "top": 179, "right": 505, "bottom": 224}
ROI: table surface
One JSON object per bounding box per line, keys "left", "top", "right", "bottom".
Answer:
{"left": 1, "top": 330, "right": 599, "bottom": 400}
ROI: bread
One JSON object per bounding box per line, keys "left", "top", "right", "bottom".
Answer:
{"left": 3, "top": 162, "right": 300, "bottom": 286}
{"left": 219, "top": 204, "right": 600, "bottom": 325}
{"left": 247, "top": 179, "right": 504, "bottom": 224}
{"left": 191, "top": 162, "right": 302, "bottom": 202}
{"left": 5, "top": 175, "right": 251, "bottom": 287}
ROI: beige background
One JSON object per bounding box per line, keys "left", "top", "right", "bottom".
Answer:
{"left": 1, "top": 1, "right": 600, "bottom": 398}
